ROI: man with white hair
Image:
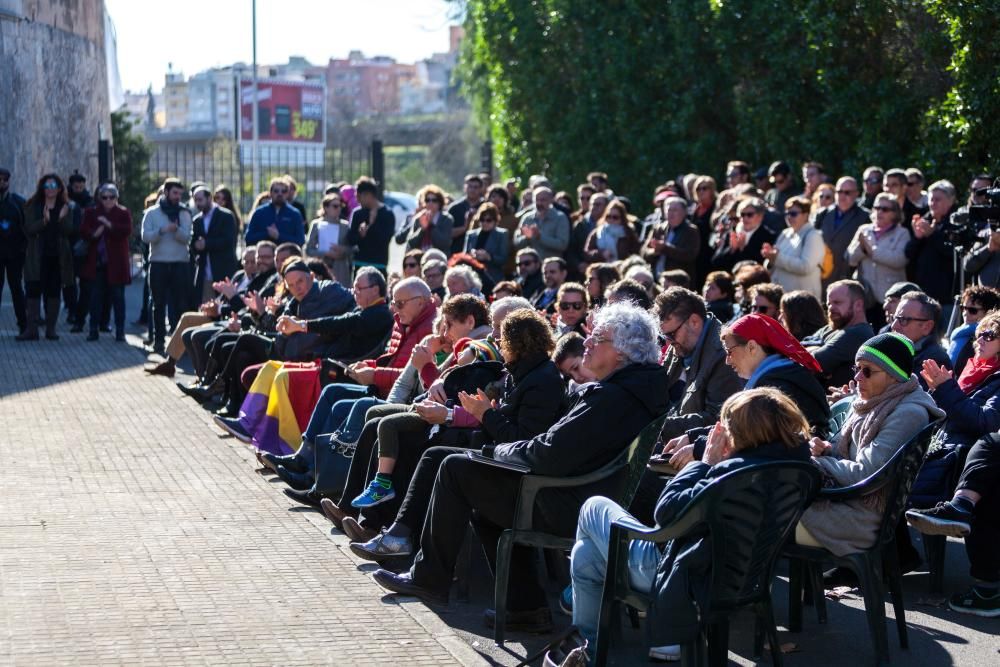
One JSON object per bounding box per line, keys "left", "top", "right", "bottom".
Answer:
{"left": 514, "top": 186, "right": 570, "bottom": 258}
{"left": 371, "top": 302, "right": 670, "bottom": 624}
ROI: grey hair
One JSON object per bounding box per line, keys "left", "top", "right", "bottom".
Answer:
{"left": 662, "top": 196, "right": 686, "bottom": 213}
{"left": 490, "top": 296, "right": 533, "bottom": 322}
{"left": 928, "top": 179, "right": 957, "bottom": 200}
{"left": 97, "top": 183, "right": 119, "bottom": 198}
{"left": 444, "top": 265, "right": 482, "bottom": 293}
{"left": 591, "top": 302, "right": 661, "bottom": 365}
{"left": 393, "top": 276, "right": 431, "bottom": 299}
{"left": 355, "top": 266, "right": 387, "bottom": 297}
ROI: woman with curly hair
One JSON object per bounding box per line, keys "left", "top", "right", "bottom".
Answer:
{"left": 398, "top": 184, "right": 454, "bottom": 254}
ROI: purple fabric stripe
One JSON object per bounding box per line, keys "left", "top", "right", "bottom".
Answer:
{"left": 253, "top": 415, "right": 295, "bottom": 456}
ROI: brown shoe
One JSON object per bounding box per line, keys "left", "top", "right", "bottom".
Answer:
{"left": 146, "top": 358, "right": 176, "bottom": 377}
{"left": 341, "top": 516, "right": 377, "bottom": 542}
{"left": 320, "top": 498, "right": 353, "bottom": 530}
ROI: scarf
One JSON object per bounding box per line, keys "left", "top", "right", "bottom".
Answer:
{"left": 158, "top": 196, "right": 183, "bottom": 223}
{"left": 957, "top": 356, "right": 1000, "bottom": 394}
{"left": 745, "top": 354, "right": 796, "bottom": 389}
{"left": 595, "top": 223, "right": 626, "bottom": 259}
{"left": 836, "top": 376, "right": 919, "bottom": 511}
{"left": 948, "top": 323, "right": 977, "bottom": 367}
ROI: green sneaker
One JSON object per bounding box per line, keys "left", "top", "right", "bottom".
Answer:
{"left": 351, "top": 478, "right": 395, "bottom": 508}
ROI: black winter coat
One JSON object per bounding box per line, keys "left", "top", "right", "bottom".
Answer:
{"left": 493, "top": 362, "right": 670, "bottom": 536}
{"left": 481, "top": 353, "right": 567, "bottom": 446}
{"left": 308, "top": 300, "right": 394, "bottom": 361}
{"left": 648, "top": 440, "right": 810, "bottom": 644}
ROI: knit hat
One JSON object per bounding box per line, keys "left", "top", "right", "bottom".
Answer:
{"left": 855, "top": 332, "right": 915, "bottom": 382}
{"left": 453, "top": 337, "right": 502, "bottom": 363}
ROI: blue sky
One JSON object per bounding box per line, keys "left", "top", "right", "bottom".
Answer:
{"left": 106, "top": 0, "right": 461, "bottom": 92}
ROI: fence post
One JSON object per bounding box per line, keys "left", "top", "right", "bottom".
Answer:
{"left": 371, "top": 139, "right": 384, "bottom": 197}
{"left": 480, "top": 139, "right": 493, "bottom": 182}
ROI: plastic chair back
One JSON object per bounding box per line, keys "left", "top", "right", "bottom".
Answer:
{"left": 873, "top": 420, "right": 940, "bottom": 547}
{"left": 828, "top": 396, "right": 854, "bottom": 437}
{"left": 619, "top": 413, "right": 669, "bottom": 507}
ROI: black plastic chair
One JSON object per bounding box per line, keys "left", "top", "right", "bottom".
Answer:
{"left": 784, "top": 418, "right": 943, "bottom": 665}
{"left": 593, "top": 461, "right": 821, "bottom": 667}
{"left": 491, "top": 413, "right": 667, "bottom": 645}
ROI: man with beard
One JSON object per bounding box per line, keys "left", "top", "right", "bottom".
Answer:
{"left": 532, "top": 257, "right": 568, "bottom": 313}
{"left": 802, "top": 279, "right": 875, "bottom": 388}
{"left": 515, "top": 248, "right": 544, "bottom": 302}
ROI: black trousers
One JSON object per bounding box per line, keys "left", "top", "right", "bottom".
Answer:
{"left": 410, "top": 451, "right": 549, "bottom": 611}
{"left": 25, "top": 255, "right": 62, "bottom": 299}
{"left": 957, "top": 435, "right": 1000, "bottom": 583}
{"left": 0, "top": 254, "right": 26, "bottom": 329}
{"left": 186, "top": 323, "right": 227, "bottom": 377}
{"left": 89, "top": 266, "right": 125, "bottom": 335}
{"left": 148, "top": 261, "right": 190, "bottom": 345}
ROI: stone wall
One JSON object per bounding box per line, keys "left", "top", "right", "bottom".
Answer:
{"left": 0, "top": 0, "right": 110, "bottom": 196}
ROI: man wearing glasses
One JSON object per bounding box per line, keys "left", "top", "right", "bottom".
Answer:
{"left": 514, "top": 248, "right": 544, "bottom": 302}
{"left": 903, "top": 167, "right": 930, "bottom": 224}
{"left": 890, "top": 291, "right": 951, "bottom": 389}
{"left": 244, "top": 177, "right": 305, "bottom": 246}
{"left": 815, "top": 176, "right": 869, "bottom": 288}
{"left": 709, "top": 198, "right": 777, "bottom": 273}
{"left": 861, "top": 166, "right": 884, "bottom": 210}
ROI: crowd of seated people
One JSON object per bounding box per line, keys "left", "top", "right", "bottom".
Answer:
{"left": 127, "top": 162, "right": 1000, "bottom": 663}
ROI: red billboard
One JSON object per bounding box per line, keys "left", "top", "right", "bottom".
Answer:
{"left": 239, "top": 79, "right": 325, "bottom": 144}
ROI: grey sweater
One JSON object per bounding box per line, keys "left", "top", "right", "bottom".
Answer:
{"left": 141, "top": 205, "right": 193, "bottom": 263}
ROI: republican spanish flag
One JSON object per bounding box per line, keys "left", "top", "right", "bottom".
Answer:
{"left": 238, "top": 361, "right": 321, "bottom": 455}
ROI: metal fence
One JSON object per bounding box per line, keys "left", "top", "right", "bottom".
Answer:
{"left": 147, "top": 139, "right": 374, "bottom": 221}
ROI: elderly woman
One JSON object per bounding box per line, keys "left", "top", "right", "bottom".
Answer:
{"left": 79, "top": 184, "right": 133, "bottom": 341}
{"left": 906, "top": 180, "right": 960, "bottom": 314}
{"left": 762, "top": 196, "right": 825, "bottom": 299}
{"left": 444, "top": 264, "right": 483, "bottom": 298}
{"left": 585, "top": 200, "right": 641, "bottom": 263}
{"left": 369, "top": 302, "right": 671, "bottom": 625}
{"left": 463, "top": 202, "right": 509, "bottom": 284}
{"left": 795, "top": 333, "right": 944, "bottom": 556}
{"left": 305, "top": 192, "right": 353, "bottom": 285}
{"left": 398, "top": 184, "right": 454, "bottom": 254}
{"left": 568, "top": 388, "right": 812, "bottom": 661}
{"left": 345, "top": 307, "right": 567, "bottom": 557}
{"left": 846, "top": 193, "right": 910, "bottom": 328}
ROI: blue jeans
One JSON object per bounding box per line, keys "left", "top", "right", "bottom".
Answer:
{"left": 303, "top": 383, "right": 374, "bottom": 442}
{"left": 571, "top": 496, "right": 661, "bottom": 648}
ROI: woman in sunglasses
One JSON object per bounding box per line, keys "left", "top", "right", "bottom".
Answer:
{"left": 761, "top": 196, "right": 825, "bottom": 300}
{"left": 463, "top": 202, "right": 509, "bottom": 284}
{"left": 796, "top": 333, "right": 943, "bottom": 557}
{"left": 305, "top": 192, "right": 354, "bottom": 286}
{"left": 846, "top": 192, "right": 911, "bottom": 330}
{"left": 17, "top": 173, "right": 74, "bottom": 341}
{"left": 78, "top": 184, "right": 133, "bottom": 341}
{"left": 399, "top": 184, "right": 454, "bottom": 254}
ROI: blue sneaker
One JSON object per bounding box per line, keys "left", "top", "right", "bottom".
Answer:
{"left": 351, "top": 479, "right": 395, "bottom": 508}
{"left": 558, "top": 584, "right": 573, "bottom": 616}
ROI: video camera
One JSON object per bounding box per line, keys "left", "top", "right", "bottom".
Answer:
{"left": 942, "top": 185, "right": 1000, "bottom": 250}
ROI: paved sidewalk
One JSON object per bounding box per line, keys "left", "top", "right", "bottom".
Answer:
{"left": 0, "top": 308, "right": 484, "bottom": 666}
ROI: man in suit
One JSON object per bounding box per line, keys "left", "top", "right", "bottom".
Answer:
{"left": 190, "top": 186, "right": 238, "bottom": 306}
{"left": 815, "top": 176, "right": 869, "bottom": 290}
{"left": 710, "top": 198, "right": 777, "bottom": 273}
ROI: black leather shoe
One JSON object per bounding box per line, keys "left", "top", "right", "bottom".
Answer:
{"left": 100, "top": 325, "right": 112, "bottom": 333}
{"left": 822, "top": 566, "right": 858, "bottom": 589}
{"left": 213, "top": 415, "right": 252, "bottom": 443}
{"left": 264, "top": 451, "right": 309, "bottom": 475}
{"left": 283, "top": 486, "right": 323, "bottom": 508}
{"left": 213, "top": 402, "right": 240, "bottom": 418}
{"left": 186, "top": 379, "right": 224, "bottom": 403}
{"left": 372, "top": 569, "right": 448, "bottom": 606}
{"left": 276, "top": 465, "right": 314, "bottom": 491}
{"left": 483, "top": 607, "right": 554, "bottom": 633}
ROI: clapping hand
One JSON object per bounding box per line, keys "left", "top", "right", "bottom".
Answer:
{"left": 213, "top": 277, "right": 237, "bottom": 299}
{"left": 809, "top": 437, "right": 833, "bottom": 457}
{"left": 920, "top": 359, "right": 953, "bottom": 391}
{"left": 241, "top": 290, "right": 264, "bottom": 314}
{"left": 761, "top": 242, "right": 777, "bottom": 261}
{"left": 263, "top": 295, "right": 280, "bottom": 314}
{"left": 266, "top": 223, "right": 279, "bottom": 240}
{"left": 225, "top": 312, "right": 240, "bottom": 332}
{"left": 458, "top": 389, "right": 495, "bottom": 422}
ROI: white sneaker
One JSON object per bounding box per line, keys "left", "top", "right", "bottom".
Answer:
{"left": 649, "top": 644, "right": 681, "bottom": 662}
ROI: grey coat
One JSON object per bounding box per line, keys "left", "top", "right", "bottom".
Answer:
{"left": 800, "top": 387, "right": 944, "bottom": 556}
{"left": 659, "top": 316, "right": 744, "bottom": 442}
{"left": 399, "top": 211, "right": 455, "bottom": 254}
{"left": 964, "top": 239, "right": 1000, "bottom": 288}
{"left": 464, "top": 227, "right": 510, "bottom": 283}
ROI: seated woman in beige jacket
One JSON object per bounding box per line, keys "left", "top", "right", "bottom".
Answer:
{"left": 762, "top": 196, "right": 825, "bottom": 299}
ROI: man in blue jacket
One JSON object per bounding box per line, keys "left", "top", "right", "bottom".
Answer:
{"left": 244, "top": 177, "right": 305, "bottom": 246}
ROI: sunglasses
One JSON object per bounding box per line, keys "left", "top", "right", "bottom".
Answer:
{"left": 739, "top": 210, "right": 757, "bottom": 218}
{"left": 977, "top": 330, "right": 999, "bottom": 343}
{"left": 865, "top": 177, "right": 882, "bottom": 184}
{"left": 784, "top": 210, "right": 801, "bottom": 218}
{"left": 517, "top": 260, "right": 537, "bottom": 267}
{"left": 100, "top": 195, "right": 117, "bottom": 200}
{"left": 424, "top": 197, "right": 441, "bottom": 204}
{"left": 43, "top": 182, "right": 60, "bottom": 190}
{"left": 906, "top": 181, "right": 921, "bottom": 187}
{"left": 479, "top": 216, "right": 497, "bottom": 222}
{"left": 403, "top": 262, "right": 419, "bottom": 269}
{"left": 272, "top": 188, "right": 289, "bottom": 194}
{"left": 874, "top": 206, "right": 896, "bottom": 212}
{"left": 559, "top": 301, "right": 584, "bottom": 311}
{"left": 851, "top": 364, "right": 884, "bottom": 379}
{"left": 751, "top": 304, "right": 771, "bottom": 313}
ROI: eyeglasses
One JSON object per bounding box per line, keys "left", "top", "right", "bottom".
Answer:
{"left": 874, "top": 206, "right": 896, "bottom": 212}
{"left": 961, "top": 304, "right": 982, "bottom": 314}
{"left": 479, "top": 216, "right": 497, "bottom": 222}
{"left": 723, "top": 342, "right": 746, "bottom": 356}
{"left": 403, "top": 262, "right": 419, "bottom": 269}
{"left": 851, "top": 364, "right": 885, "bottom": 379}
{"left": 661, "top": 314, "right": 690, "bottom": 341}
{"left": 906, "top": 180, "right": 921, "bottom": 187}
{"left": 517, "top": 260, "right": 537, "bottom": 267}
{"left": 354, "top": 283, "right": 375, "bottom": 291}
{"left": 424, "top": 197, "right": 441, "bottom": 204}
{"left": 559, "top": 301, "right": 584, "bottom": 311}
{"left": 739, "top": 210, "right": 757, "bottom": 218}
{"left": 977, "top": 330, "right": 999, "bottom": 343}
{"left": 865, "top": 177, "right": 883, "bottom": 184}
{"left": 605, "top": 214, "right": 622, "bottom": 221}
{"left": 271, "top": 188, "right": 289, "bottom": 194}
{"left": 893, "top": 314, "right": 932, "bottom": 325}
{"left": 392, "top": 295, "right": 424, "bottom": 309}
{"left": 784, "top": 210, "right": 801, "bottom": 219}
{"left": 819, "top": 193, "right": 834, "bottom": 199}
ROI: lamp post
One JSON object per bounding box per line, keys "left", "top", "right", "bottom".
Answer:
{"left": 251, "top": 0, "right": 260, "bottom": 200}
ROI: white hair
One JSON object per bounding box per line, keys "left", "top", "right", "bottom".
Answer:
{"left": 490, "top": 296, "right": 533, "bottom": 322}
{"left": 393, "top": 276, "right": 431, "bottom": 299}
{"left": 928, "top": 179, "right": 957, "bottom": 200}
{"left": 444, "top": 265, "right": 482, "bottom": 294}
{"left": 591, "top": 302, "right": 661, "bottom": 365}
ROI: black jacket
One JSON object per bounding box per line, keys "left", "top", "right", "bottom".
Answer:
{"left": 0, "top": 191, "right": 26, "bottom": 258}
{"left": 757, "top": 362, "right": 830, "bottom": 438}
{"left": 649, "top": 440, "right": 810, "bottom": 644}
{"left": 272, "top": 281, "right": 356, "bottom": 361}
{"left": 307, "top": 300, "right": 394, "bottom": 361}
{"left": 493, "top": 362, "right": 670, "bottom": 535}
{"left": 710, "top": 225, "right": 777, "bottom": 273}
{"left": 481, "top": 353, "right": 567, "bottom": 446}
{"left": 518, "top": 270, "right": 544, "bottom": 302}
{"left": 905, "top": 212, "right": 959, "bottom": 304}
{"left": 348, "top": 205, "right": 396, "bottom": 267}
{"left": 190, "top": 206, "right": 239, "bottom": 288}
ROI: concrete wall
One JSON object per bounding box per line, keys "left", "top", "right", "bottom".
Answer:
{"left": 0, "top": 0, "right": 110, "bottom": 196}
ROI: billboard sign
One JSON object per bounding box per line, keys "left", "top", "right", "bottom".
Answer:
{"left": 239, "top": 79, "right": 325, "bottom": 145}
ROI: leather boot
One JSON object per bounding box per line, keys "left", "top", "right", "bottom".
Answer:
{"left": 44, "top": 297, "right": 61, "bottom": 340}
{"left": 15, "top": 298, "right": 40, "bottom": 341}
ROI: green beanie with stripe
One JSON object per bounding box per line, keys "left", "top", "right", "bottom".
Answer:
{"left": 856, "top": 332, "right": 915, "bottom": 382}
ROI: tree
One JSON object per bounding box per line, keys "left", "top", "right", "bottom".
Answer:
{"left": 110, "top": 109, "right": 153, "bottom": 219}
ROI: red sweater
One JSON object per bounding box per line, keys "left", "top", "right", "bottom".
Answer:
{"left": 358, "top": 300, "right": 437, "bottom": 397}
